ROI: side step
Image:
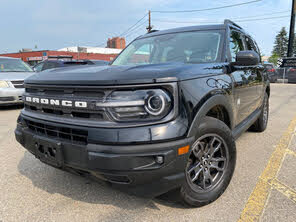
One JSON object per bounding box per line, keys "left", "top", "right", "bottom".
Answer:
{"left": 232, "top": 108, "right": 261, "bottom": 140}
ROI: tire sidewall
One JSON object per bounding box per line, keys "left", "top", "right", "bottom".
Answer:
{"left": 181, "top": 117, "right": 236, "bottom": 206}
{"left": 260, "top": 93, "right": 269, "bottom": 128}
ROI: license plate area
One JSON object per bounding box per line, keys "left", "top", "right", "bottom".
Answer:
{"left": 33, "top": 136, "right": 63, "bottom": 167}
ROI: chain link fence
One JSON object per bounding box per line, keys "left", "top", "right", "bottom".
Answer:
{"left": 276, "top": 68, "right": 287, "bottom": 83}
{"left": 276, "top": 67, "right": 291, "bottom": 83}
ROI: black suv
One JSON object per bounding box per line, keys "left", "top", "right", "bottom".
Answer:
{"left": 15, "top": 20, "right": 269, "bottom": 207}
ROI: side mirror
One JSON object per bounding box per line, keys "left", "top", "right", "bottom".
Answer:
{"left": 235, "top": 50, "right": 260, "bottom": 66}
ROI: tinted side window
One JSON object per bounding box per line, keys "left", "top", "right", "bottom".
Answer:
{"left": 229, "top": 30, "right": 244, "bottom": 62}
{"left": 245, "top": 36, "right": 257, "bottom": 52}
{"left": 245, "top": 36, "right": 261, "bottom": 62}
{"left": 254, "top": 41, "right": 261, "bottom": 60}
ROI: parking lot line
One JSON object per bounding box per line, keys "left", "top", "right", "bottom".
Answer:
{"left": 238, "top": 116, "right": 296, "bottom": 222}
{"left": 269, "top": 178, "right": 296, "bottom": 204}
{"left": 286, "top": 149, "right": 296, "bottom": 158}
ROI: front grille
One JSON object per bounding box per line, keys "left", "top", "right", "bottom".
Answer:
{"left": 24, "top": 85, "right": 109, "bottom": 122}
{"left": 24, "top": 104, "right": 104, "bottom": 120}
{"left": 11, "top": 80, "right": 24, "bottom": 88}
{"left": 24, "top": 119, "right": 88, "bottom": 144}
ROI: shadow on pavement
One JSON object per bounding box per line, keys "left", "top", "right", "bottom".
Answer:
{"left": 18, "top": 151, "right": 186, "bottom": 210}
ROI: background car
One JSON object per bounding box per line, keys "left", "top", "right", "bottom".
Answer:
{"left": 287, "top": 67, "right": 296, "bottom": 83}
{"left": 0, "top": 57, "right": 34, "bottom": 105}
{"left": 263, "top": 63, "right": 278, "bottom": 83}
{"left": 33, "top": 59, "right": 108, "bottom": 72}
{"left": 89, "top": 60, "right": 109, "bottom": 66}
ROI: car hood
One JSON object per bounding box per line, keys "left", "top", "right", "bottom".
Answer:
{"left": 25, "top": 63, "right": 226, "bottom": 85}
{"left": 0, "top": 72, "right": 35, "bottom": 81}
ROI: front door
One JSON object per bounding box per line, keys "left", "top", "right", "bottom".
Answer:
{"left": 229, "top": 29, "right": 259, "bottom": 125}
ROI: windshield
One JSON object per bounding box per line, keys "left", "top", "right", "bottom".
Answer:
{"left": 0, "top": 59, "right": 33, "bottom": 72}
{"left": 112, "top": 30, "right": 223, "bottom": 66}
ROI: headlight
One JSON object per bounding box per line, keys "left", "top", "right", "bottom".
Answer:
{"left": 96, "top": 89, "right": 173, "bottom": 122}
{"left": 0, "top": 81, "right": 9, "bottom": 88}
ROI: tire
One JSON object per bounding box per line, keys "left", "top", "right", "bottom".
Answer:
{"left": 252, "top": 92, "right": 269, "bottom": 132}
{"left": 180, "top": 116, "right": 236, "bottom": 207}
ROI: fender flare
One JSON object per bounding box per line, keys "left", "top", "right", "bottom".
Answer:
{"left": 187, "top": 94, "right": 234, "bottom": 138}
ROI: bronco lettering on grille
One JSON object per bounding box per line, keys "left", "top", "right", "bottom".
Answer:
{"left": 25, "top": 96, "right": 87, "bottom": 108}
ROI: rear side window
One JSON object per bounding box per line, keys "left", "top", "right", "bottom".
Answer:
{"left": 229, "top": 30, "right": 244, "bottom": 62}
{"left": 245, "top": 36, "right": 255, "bottom": 51}
{"left": 244, "top": 36, "right": 261, "bottom": 62}
{"left": 245, "top": 36, "right": 260, "bottom": 54}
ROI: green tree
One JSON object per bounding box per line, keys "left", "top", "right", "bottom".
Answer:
{"left": 268, "top": 53, "right": 279, "bottom": 65}
{"left": 272, "top": 27, "right": 288, "bottom": 58}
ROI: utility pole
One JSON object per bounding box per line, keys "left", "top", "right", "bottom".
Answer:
{"left": 147, "top": 10, "right": 152, "bottom": 33}
{"left": 287, "top": 0, "right": 296, "bottom": 57}
{"left": 77, "top": 44, "right": 80, "bottom": 61}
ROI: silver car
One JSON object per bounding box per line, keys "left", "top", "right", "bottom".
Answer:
{"left": 0, "top": 57, "right": 34, "bottom": 105}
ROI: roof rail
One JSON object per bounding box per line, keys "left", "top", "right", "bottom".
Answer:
{"left": 224, "top": 19, "right": 243, "bottom": 30}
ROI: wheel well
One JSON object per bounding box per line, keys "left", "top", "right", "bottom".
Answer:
{"left": 206, "top": 105, "right": 231, "bottom": 129}
{"left": 266, "top": 86, "right": 270, "bottom": 97}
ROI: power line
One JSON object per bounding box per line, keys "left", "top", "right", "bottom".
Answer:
{"left": 95, "top": 14, "right": 148, "bottom": 47}
{"left": 126, "top": 19, "right": 148, "bottom": 36}
{"left": 151, "top": 0, "right": 262, "bottom": 13}
{"left": 124, "top": 20, "right": 148, "bottom": 38}
{"left": 125, "top": 29, "right": 146, "bottom": 40}
{"left": 95, "top": 41, "right": 107, "bottom": 47}
{"left": 235, "top": 15, "right": 290, "bottom": 22}
{"left": 154, "top": 15, "right": 290, "bottom": 24}
{"left": 119, "top": 13, "right": 148, "bottom": 37}
{"left": 229, "top": 10, "right": 290, "bottom": 20}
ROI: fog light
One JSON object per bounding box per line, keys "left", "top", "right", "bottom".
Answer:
{"left": 155, "top": 156, "right": 164, "bottom": 164}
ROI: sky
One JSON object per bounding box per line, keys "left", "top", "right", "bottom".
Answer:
{"left": 0, "top": 0, "right": 292, "bottom": 56}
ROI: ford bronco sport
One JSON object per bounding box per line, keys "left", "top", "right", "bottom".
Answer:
{"left": 15, "top": 20, "right": 269, "bottom": 207}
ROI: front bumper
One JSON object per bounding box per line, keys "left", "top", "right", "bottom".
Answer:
{"left": 0, "top": 88, "right": 24, "bottom": 105}
{"left": 15, "top": 115, "right": 194, "bottom": 196}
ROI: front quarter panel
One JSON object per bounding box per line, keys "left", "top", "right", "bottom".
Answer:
{"left": 179, "top": 72, "right": 235, "bottom": 138}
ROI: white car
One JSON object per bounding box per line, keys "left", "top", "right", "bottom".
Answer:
{"left": 0, "top": 57, "right": 34, "bottom": 105}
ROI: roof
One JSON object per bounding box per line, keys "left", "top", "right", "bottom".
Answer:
{"left": 140, "top": 24, "right": 226, "bottom": 39}
{"left": 139, "top": 19, "right": 244, "bottom": 39}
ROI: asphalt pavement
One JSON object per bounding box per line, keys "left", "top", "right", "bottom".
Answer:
{"left": 0, "top": 84, "right": 296, "bottom": 222}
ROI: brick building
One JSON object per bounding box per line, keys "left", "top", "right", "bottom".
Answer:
{"left": 107, "top": 37, "right": 126, "bottom": 49}
{"left": 0, "top": 37, "right": 125, "bottom": 66}
{"left": 0, "top": 50, "right": 119, "bottom": 66}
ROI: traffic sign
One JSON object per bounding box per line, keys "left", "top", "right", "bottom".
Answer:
{"left": 277, "top": 58, "right": 296, "bottom": 68}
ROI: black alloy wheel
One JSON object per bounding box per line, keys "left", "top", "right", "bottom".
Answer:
{"left": 186, "top": 134, "right": 229, "bottom": 192}
{"left": 180, "top": 117, "right": 236, "bottom": 207}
